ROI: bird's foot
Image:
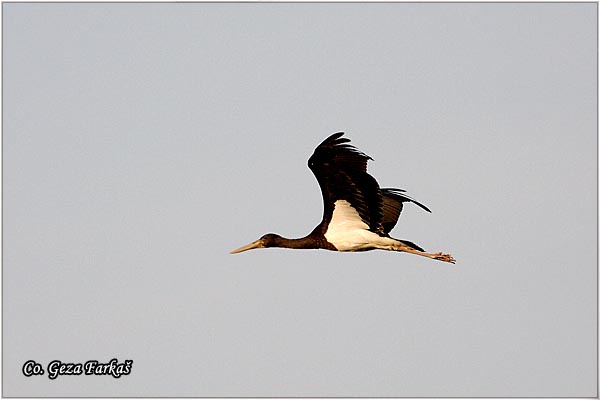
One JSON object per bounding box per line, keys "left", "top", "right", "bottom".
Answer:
{"left": 433, "top": 252, "right": 456, "bottom": 264}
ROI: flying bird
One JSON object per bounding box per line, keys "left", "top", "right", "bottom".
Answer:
{"left": 230, "top": 132, "right": 455, "bottom": 263}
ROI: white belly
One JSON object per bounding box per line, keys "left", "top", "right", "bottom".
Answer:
{"left": 324, "top": 200, "right": 398, "bottom": 251}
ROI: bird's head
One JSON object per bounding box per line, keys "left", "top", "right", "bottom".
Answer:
{"left": 230, "top": 233, "right": 282, "bottom": 254}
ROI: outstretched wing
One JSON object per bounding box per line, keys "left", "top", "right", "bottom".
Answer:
{"left": 381, "top": 188, "right": 431, "bottom": 234}
{"left": 308, "top": 132, "right": 385, "bottom": 234}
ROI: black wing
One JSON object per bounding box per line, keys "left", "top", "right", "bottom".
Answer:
{"left": 308, "top": 132, "right": 385, "bottom": 234}
{"left": 381, "top": 188, "right": 431, "bottom": 234}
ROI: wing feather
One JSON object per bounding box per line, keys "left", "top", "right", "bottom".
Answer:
{"left": 381, "top": 188, "right": 431, "bottom": 234}
{"left": 308, "top": 133, "right": 432, "bottom": 237}
{"left": 308, "top": 132, "right": 384, "bottom": 234}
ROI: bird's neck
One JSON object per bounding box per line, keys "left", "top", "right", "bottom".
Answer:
{"left": 273, "top": 235, "right": 321, "bottom": 249}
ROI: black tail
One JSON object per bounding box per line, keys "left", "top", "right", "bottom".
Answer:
{"left": 398, "top": 239, "right": 425, "bottom": 252}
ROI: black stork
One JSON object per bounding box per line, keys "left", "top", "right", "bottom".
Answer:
{"left": 230, "top": 132, "right": 455, "bottom": 263}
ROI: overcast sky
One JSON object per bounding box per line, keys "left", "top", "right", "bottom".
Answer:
{"left": 3, "top": 2, "right": 597, "bottom": 397}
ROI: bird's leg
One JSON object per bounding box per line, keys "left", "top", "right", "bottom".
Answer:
{"left": 392, "top": 245, "right": 456, "bottom": 264}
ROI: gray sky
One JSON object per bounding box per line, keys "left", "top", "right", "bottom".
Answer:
{"left": 3, "top": 2, "right": 597, "bottom": 397}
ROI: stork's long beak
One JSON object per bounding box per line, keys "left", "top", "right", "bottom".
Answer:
{"left": 230, "top": 239, "right": 264, "bottom": 254}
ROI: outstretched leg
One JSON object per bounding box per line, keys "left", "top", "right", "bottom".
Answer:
{"left": 391, "top": 242, "right": 456, "bottom": 264}
{"left": 404, "top": 248, "right": 455, "bottom": 264}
